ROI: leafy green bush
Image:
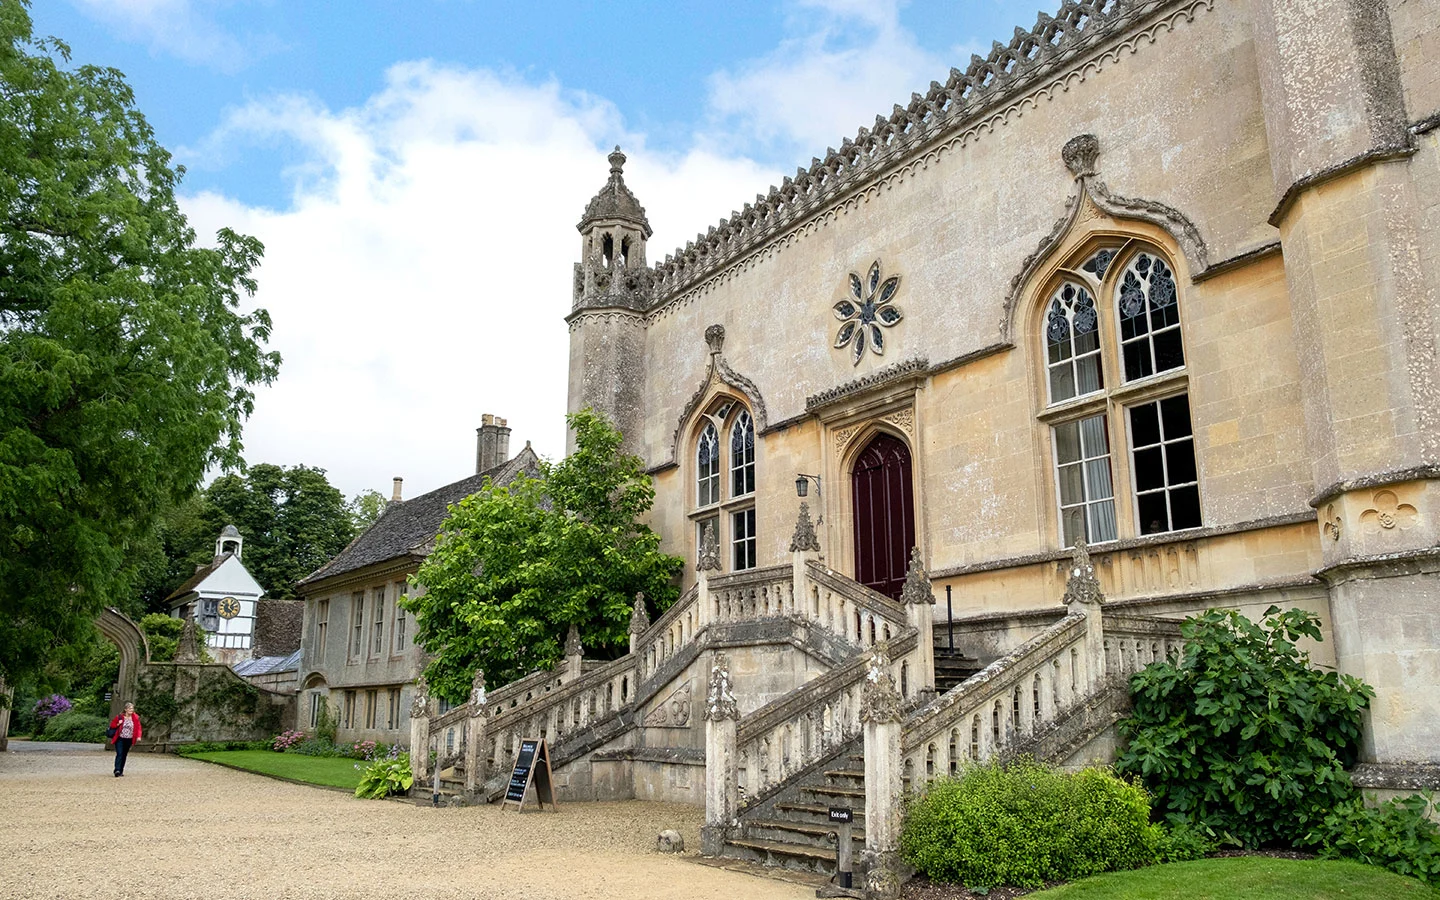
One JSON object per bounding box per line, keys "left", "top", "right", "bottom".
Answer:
{"left": 901, "top": 759, "right": 1158, "bottom": 890}
{"left": 290, "top": 737, "right": 349, "bottom": 757}
{"left": 1117, "top": 606, "right": 1372, "bottom": 848}
{"left": 355, "top": 752, "right": 413, "bottom": 799}
{"left": 35, "top": 711, "right": 108, "bottom": 743}
{"left": 1306, "top": 793, "right": 1440, "bottom": 886}
{"left": 1151, "top": 820, "right": 1218, "bottom": 863}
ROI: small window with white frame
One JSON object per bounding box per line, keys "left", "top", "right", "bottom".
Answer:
{"left": 731, "top": 507, "right": 757, "bottom": 570}
{"left": 689, "top": 399, "right": 760, "bottom": 571}
{"left": 1128, "top": 395, "right": 1201, "bottom": 534}
{"left": 1053, "top": 414, "right": 1117, "bottom": 546}
{"left": 371, "top": 585, "right": 386, "bottom": 656}
{"left": 392, "top": 582, "right": 408, "bottom": 655}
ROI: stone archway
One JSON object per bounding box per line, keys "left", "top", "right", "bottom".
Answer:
{"left": 94, "top": 608, "right": 150, "bottom": 717}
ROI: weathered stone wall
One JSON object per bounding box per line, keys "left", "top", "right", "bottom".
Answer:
{"left": 136, "top": 662, "right": 295, "bottom": 751}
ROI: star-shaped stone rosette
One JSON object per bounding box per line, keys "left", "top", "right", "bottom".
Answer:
{"left": 833, "top": 260, "right": 902, "bottom": 365}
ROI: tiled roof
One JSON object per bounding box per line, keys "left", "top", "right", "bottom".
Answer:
{"left": 297, "top": 446, "right": 540, "bottom": 590}
{"left": 233, "top": 649, "right": 303, "bottom": 676}
{"left": 164, "top": 554, "right": 233, "bottom": 604}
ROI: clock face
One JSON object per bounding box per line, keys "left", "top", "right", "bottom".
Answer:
{"left": 218, "top": 597, "right": 242, "bottom": 620}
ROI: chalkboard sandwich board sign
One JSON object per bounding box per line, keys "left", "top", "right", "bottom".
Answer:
{"left": 502, "top": 737, "right": 557, "bottom": 811}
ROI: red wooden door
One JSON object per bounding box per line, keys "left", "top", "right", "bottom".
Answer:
{"left": 851, "top": 433, "right": 916, "bottom": 600}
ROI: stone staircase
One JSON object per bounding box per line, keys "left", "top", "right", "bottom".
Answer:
{"left": 933, "top": 646, "right": 982, "bottom": 693}
{"left": 724, "top": 739, "right": 868, "bottom": 878}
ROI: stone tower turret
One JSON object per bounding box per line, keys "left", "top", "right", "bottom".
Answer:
{"left": 566, "top": 147, "right": 652, "bottom": 454}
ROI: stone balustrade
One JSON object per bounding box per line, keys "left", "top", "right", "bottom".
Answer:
{"left": 637, "top": 584, "right": 701, "bottom": 682}
{"left": 803, "top": 561, "right": 913, "bottom": 649}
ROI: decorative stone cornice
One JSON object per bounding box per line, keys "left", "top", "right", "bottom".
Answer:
{"left": 860, "top": 646, "right": 904, "bottom": 724}
{"left": 899, "top": 547, "right": 935, "bottom": 605}
{"left": 789, "top": 502, "right": 821, "bottom": 553}
{"left": 628, "top": 592, "right": 651, "bottom": 635}
{"left": 1062, "top": 539, "right": 1104, "bottom": 608}
{"left": 705, "top": 653, "right": 739, "bottom": 721}
{"left": 697, "top": 521, "right": 722, "bottom": 572}
{"left": 564, "top": 624, "right": 583, "bottom": 657}
{"left": 805, "top": 357, "right": 930, "bottom": 413}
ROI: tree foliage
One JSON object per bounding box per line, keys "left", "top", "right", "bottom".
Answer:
{"left": 1116, "top": 606, "right": 1373, "bottom": 848}
{"left": 347, "top": 488, "right": 386, "bottom": 534}
{"left": 0, "top": 1, "right": 279, "bottom": 684}
{"left": 405, "top": 410, "right": 684, "bottom": 700}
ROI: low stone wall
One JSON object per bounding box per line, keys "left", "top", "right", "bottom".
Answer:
{"left": 135, "top": 661, "right": 296, "bottom": 751}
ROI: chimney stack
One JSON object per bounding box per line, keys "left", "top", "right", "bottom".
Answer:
{"left": 391, "top": 477, "right": 404, "bottom": 503}
{"left": 476, "top": 414, "right": 511, "bottom": 473}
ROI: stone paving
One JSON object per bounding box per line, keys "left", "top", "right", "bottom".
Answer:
{"left": 0, "top": 741, "right": 814, "bottom": 900}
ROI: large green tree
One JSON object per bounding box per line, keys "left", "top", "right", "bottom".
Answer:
{"left": 406, "top": 410, "right": 684, "bottom": 699}
{"left": 0, "top": 1, "right": 279, "bottom": 685}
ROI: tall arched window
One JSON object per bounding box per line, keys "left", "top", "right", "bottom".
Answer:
{"left": 730, "top": 411, "right": 755, "bottom": 496}
{"left": 696, "top": 423, "right": 719, "bottom": 507}
{"left": 1038, "top": 241, "right": 1200, "bottom": 546}
{"left": 691, "top": 402, "right": 758, "bottom": 570}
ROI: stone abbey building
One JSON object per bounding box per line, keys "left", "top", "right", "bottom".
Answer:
{"left": 380, "top": 0, "right": 1438, "bottom": 893}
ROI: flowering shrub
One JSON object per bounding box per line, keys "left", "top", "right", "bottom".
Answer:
{"left": 351, "top": 740, "right": 378, "bottom": 760}
{"left": 34, "top": 695, "right": 72, "bottom": 721}
{"left": 271, "top": 730, "right": 307, "bottom": 752}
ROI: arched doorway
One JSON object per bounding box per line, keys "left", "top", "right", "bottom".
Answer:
{"left": 851, "top": 433, "right": 916, "bottom": 600}
{"left": 95, "top": 608, "right": 150, "bottom": 717}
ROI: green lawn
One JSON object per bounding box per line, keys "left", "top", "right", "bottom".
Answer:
{"left": 1029, "top": 857, "right": 1439, "bottom": 899}
{"left": 181, "top": 750, "right": 364, "bottom": 790}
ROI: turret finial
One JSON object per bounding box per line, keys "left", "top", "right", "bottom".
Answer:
{"left": 609, "top": 145, "right": 626, "bottom": 175}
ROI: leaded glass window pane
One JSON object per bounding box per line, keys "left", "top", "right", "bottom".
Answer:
{"left": 1044, "top": 282, "right": 1104, "bottom": 403}
{"left": 696, "top": 423, "right": 719, "bottom": 507}
{"left": 1128, "top": 394, "right": 1201, "bottom": 535}
{"left": 1053, "top": 414, "right": 1117, "bottom": 547}
{"left": 1117, "top": 252, "right": 1185, "bottom": 382}
{"left": 730, "top": 410, "right": 755, "bottom": 497}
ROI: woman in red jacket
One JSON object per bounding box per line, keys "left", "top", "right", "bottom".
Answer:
{"left": 108, "top": 702, "right": 142, "bottom": 777}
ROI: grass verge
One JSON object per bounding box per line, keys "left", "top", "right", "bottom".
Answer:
{"left": 1027, "top": 856, "right": 1439, "bottom": 899}
{"left": 181, "top": 750, "right": 363, "bottom": 791}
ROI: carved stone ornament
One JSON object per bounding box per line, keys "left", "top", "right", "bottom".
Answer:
{"left": 697, "top": 521, "right": 723, "bottom": 572}
{"left": 705, "top": 654, "right": 739, "bottom": 721}
{"left": 1322, "top": 504, "right": 1342, "bottom": 542}
{"left": 565, "top": 624, "right": 583, "bottom": 657}
{"left": 1360, "top": 490, "right": 1418, "bottom": 534}
{"left": 175, "top": 615, "right": 200, "bottom": 663}
{"left": 410, "top": 674, "right": 430, "bottom": 719}
{"left": 468, "top": 669, "right": 487, "bottom": 710}
{"left": 860, "top": 647, "right": 904, "bottom": 724}
{"left": 705, "top": 323, "right": 725, "bottom": 355}
{"left": 643, "top": 678, "right": 693, "bottom": 728}
{"left": 629, "top": 592, "right": 651, "bottom": 635}
{"left": 789, "top": 502, "right": 822, "bottom": 552}
{"left": 834, "top": 260, "right": 904, "bottom": 366}
{"left": 1062, "top": 539, "right": 1104, "bottom": 607}
{"left": 899, "top": 546, "right": 935, "bottom": 605}
{"left": 1062, "top": 133, "right": 1100, "bottom": 179}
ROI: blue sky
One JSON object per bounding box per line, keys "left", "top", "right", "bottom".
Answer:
{"left": 31, "top": 0, "right": 1043, "bottom": 499}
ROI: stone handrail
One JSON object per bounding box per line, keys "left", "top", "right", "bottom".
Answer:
{"left": 637, "top": 583, "right": 701, "bottom": 682}
{"left": 486, "top": 667, "right": 567, "bottom": 714}
{"left": 1101, "top": 613, "right": 1184, "bottom": 680}
{"left": 900, "top": 613, "right": 1088, "bottom": 783}
{"left": 704, "top": 565, "right": 794, "bottom": 624}
{"left": 804, "top": 561, "right": 912, "bottom": 646}
{"left": 737, "top": 629, "right": 922, "bottom": 801}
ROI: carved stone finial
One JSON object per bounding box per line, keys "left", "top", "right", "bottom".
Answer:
{"left": 629, "top": 592, "right": 651, "bottom": 635}
{"left": 565, "top": 624, "right": 583, "bottom": 657}
{"left": 697, "top": 521, "right": 722, "bottom": 572}
{"left": 468, "top": 669, "right": 487, "bottom": 710}
{"left": 410, "top": 674, "right": 430, "bottom": 719}
{"left": 1062, "top": 133, "right": 1100, "bottom": 179}
{"left": 1062, "top": 538, "right": 1104, "bottom": 608}
{"left": 175, "top": 614, "right": 200, "bottom": 663}
{"left": 705, "top": 323, "right": 726, "bottom": 356}
{"left": 789, "top": 502, "right": 821, "bottom": 552}
{"left": 608, "top": 145, "right": 626, "bottom": 175}
{"left": 898, "top": 546, "right": 934, "bottom": 605}
{"left": 705, "top": 654, "right": 739, "bottom": 721}
{"left": 860, "top": 646, "right": 904, "bottom": 724}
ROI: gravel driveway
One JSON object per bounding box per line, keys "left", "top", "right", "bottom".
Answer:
{"left": 0, "top": 742, "right": 813, "bottom": 900}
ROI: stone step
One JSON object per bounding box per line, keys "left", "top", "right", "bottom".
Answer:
{"left": 775, "top": 801, "right": 867, "bottom": 822}
{"left": 746, "top": 818, "right": 866, "bottom": 849}
{"left": 802, "top": 784, "right": 866, "bottom": 801}
{"left": 724, "top": 837, "right": 838, "bottom": 875}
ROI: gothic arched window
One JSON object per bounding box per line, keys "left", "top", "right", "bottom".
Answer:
{"left": 730, "top": 410, "right": 755, "bottom": 497}
{"left": 696, "top": 423, "right": 719, "bottom": 507}
{"left": 1117, "top": 251, "right": 1183, "bottom": 381}
{"left": 1045, "top": 282, "right": 1103, "bottom": 403}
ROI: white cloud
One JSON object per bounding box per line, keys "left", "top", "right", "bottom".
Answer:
{"left": 71, "top": 0, "right": 266, "bottom": 72}
{"left": 181, "top": 62, "right": 776, "bottom": 500}
{"left": 704, "top": 0, "right": 955, "bottom": 158}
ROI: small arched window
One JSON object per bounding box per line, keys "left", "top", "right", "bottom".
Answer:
{"left": 1045, "top": 282, "right": 1103, "bottom": 403}
{"left": 696, "top": 423, "right": 719, "bottom": 507}
{"left": 730, "top": 410, "right": 755, "bottom": 496}
{"left": 1117, "top": 251, "right": 1183, "bottom": 380}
